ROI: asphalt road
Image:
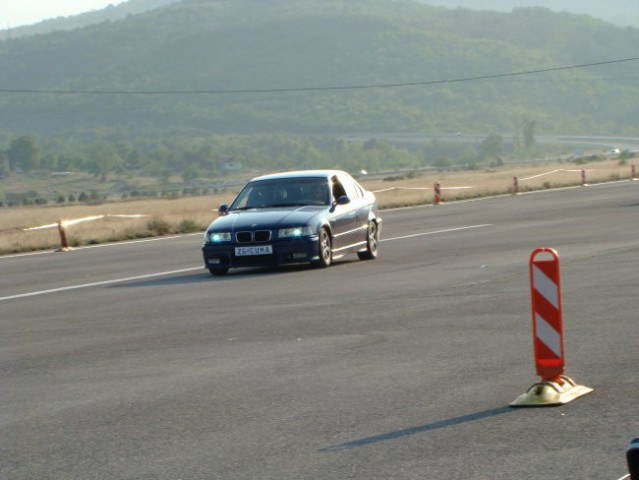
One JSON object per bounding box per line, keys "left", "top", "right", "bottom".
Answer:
{"left": 1, "top": 181, "right": 638, "bottom": 480}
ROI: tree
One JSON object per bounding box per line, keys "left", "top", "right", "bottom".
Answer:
{"left": 8, "top": 136, "right": 40, "bottom": 172}
{"left": 0, "top": 151, "right": 9, "bottom": 178}
{"left": 479, "top": 134, "right": 504, "bottom": 160}
{"left": 181, "top": 165, "right": 201, "bottom": 183}
{"left": 514, "top": 115, "right": 537, "bottom": 158}
{"left": 522, "top": 115, "right": 537, "bottom": 153}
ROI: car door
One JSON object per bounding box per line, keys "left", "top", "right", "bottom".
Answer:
{"left": 338, "top": 173, "right": 370, "bottom": 247}
{"left": 328, "top": 175, "right": 358, "bottom": 253}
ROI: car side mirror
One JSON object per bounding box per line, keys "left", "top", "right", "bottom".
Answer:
{"left": 217, "top": 204, "right": 229, "bottom": 216}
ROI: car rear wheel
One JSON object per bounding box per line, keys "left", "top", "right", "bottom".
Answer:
{"left": 209, "top": 267, "right": 229, "bottom": 276}
{"left": 312, "top": 227, "right": 332, "bottom": 268}
{"left": 358, "top": 221, "right": 378, "bottom": 260}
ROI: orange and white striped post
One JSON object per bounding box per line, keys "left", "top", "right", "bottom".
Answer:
{"left": 529, "top": 248, "right": 564, "bottom": 382}
{"left": 433, "top": 182, "right": 442, "bottom": 204}
{"left": 511, "top": 248, "right": 593, "bottom": 407}
{"left": 57, "top": 220, "right": 69, "bottom": 251}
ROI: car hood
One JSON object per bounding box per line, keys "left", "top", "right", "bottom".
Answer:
{"left": 208, "top": 206, "right": 325, "bottom": 231}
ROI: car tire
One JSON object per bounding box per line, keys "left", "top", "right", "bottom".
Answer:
{"left": 312, "top": 227, "right": 332, "bottom": 268}
{"left": 209, "top": 267, "right": 229, "bottom": 276}
{"left": 358, "top": 221, "right": 379, "bottom": 260}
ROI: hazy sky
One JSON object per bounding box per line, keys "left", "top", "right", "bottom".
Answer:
{"left": 2, "top": 0, "right": 127, "bottom": 28}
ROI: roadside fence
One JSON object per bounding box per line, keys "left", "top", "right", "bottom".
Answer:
{"left": 373, "top": 164, "right": 636, "bottom": 203}
{"left": 20, "top": 214, "right": 154, "bottom": 251}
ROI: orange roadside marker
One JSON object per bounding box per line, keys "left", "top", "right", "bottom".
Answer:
{"left": 511, "top": 248, "right": 593, "bottom": 407}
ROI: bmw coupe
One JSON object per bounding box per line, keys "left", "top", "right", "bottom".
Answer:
{"left": 202, "top": 170, "right": 382, "bottom": 275}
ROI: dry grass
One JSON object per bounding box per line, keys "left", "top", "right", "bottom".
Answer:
{"left": 0, "top": 159, "right": 634, "bottom": 254}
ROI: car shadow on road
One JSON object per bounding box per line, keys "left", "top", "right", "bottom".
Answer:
{"left": 110, "top": 261, "right": 358, "bottom": 288}
{"left": 320, "top": 406, "right": 515, "bottom": 452}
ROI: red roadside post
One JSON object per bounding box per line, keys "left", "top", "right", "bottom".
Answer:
{"left": 57, "top": 220, "right": 70, "bottom": 252}
{"left": 511, "top": 248, "right": 593, "bottom": 407}
{"left": 530, "top": 248, "right": 564, "bottom": 382}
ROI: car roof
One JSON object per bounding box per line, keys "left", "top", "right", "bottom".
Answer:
{"left": 249, "top": 170, "right": 348, "bottom": 182}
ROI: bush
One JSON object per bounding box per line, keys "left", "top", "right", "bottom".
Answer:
{"left": 147, "top": 219, "right": 172, "bottom": 236}
{"left": 178, "top": 218, "right": 201, "bottom": 233}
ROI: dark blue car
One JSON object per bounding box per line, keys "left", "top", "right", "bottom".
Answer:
{"left": 202, "top": 170, "right": 382, "bottom": 275}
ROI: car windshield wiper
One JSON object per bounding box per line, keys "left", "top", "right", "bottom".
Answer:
{"left": 270, "top": 203, "right": 308, "bottom": 208}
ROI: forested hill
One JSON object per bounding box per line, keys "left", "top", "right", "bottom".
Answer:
{"left": 1, "top": 0, "right": 638, "bottom": 141}
{"left": 416, "top": 0, "right": 639, "bottom": 27}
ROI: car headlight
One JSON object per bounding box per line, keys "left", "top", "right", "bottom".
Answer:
{"left": 207, "top": 231, "right": 232, "bottom": 243}
{"left": 278, "top": 226, "right": 314, "bottom": 238}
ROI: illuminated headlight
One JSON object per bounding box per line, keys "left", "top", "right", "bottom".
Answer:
{"left": 278, "top": 226, "right": 313, "bottom": 238}
{"left": 207, "top": 232, "right": 232, "bottom": 243}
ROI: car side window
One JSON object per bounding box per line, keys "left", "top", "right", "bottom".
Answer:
{"left": 339, "top": 175, "right": 361, "bottom": 200}
{"left": 352, "top": 181, "right": 365, "bottom": 199}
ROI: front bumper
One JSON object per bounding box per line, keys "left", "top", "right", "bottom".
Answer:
{"left": 202, "top": 236, "right": 320, "bottom": 270}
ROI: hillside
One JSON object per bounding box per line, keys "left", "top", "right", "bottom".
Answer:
{"left": 1, "top": 0, "right": 638, "bottom": 140}
{"left": 416, "top": 0, "right": 639, "bottom": 27}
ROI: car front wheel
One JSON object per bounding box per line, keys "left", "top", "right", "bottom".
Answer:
{"left": 312, "top": 227, "right": 332, "bottom": 268}
{"left": 358, "top": 221, "right": 378, "bottom": 260}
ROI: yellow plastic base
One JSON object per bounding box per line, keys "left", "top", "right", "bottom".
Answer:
{"left": 510, "top": 375, "right": 593, "bottom": 407}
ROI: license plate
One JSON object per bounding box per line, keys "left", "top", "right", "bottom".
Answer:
{"left": 235, "top": 245, "right": 273, "bottom": 256}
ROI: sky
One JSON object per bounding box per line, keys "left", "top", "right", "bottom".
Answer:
{"left": 2, "top": 0, "right": 127, "bottom": 28}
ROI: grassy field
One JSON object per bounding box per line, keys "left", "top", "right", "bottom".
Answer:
{"left": 0, "top": 158, "right": 634, "bottom": 255}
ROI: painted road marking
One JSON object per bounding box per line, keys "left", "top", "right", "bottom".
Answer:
{"left": 1, "top": 224, "right": 490, "bottom": 302}
{"left": 0, "top": 267, "right": 202, "bottom": 301}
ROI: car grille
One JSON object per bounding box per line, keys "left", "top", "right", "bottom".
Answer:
{"left": 235, "top": 230, "right": 272, "bottom": 243}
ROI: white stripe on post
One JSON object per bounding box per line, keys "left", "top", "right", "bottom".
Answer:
{"left": 535, "top": 313, "right": 562, "bottom": 358}
{"left": 532, "top": 264, "right": 559, "bottom": 309}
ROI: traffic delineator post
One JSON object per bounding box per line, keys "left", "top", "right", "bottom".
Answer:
{"left": 632, "top": 165, "right": 637, "bottom": 181}
{"left": 510, "top": 248, "right": 593, "bottom": 407}
{"left": 57, "top": 220, "right": 71, "bottom": 252}
{"left": 434, "top": 182, "right": 442, "bottom": 204}
{"left": 512, "top": 176, "right": 519, "bottom": 195}
{"left": 581, "top": 169, "right": 588, "bottom": 186}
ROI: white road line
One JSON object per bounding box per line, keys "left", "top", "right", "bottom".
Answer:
{"left": 1, "top": 224, "right": 490, "bottom": 302}
{"left": 381, "top": 224, "right": 491, "bottom": 242}
{"left": 0, "top": 267, "right": 202, "bottom": 302}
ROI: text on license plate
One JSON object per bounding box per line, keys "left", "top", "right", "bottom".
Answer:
{"left": 235, "top": 245, "right": 273, "bottom": 256}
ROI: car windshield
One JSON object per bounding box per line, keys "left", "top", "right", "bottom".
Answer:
{"left": 231, "top": 178, "right": 330, "bottom": 209}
